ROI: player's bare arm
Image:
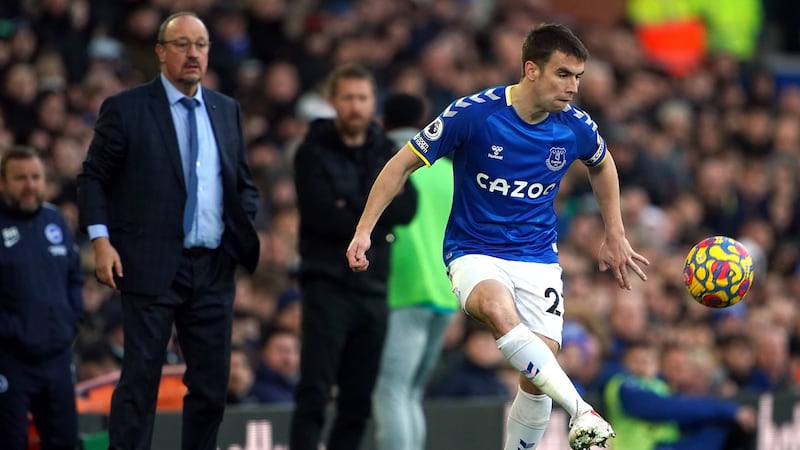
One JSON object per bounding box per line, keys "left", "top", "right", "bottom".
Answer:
{"left": 347, "top": 144, "right": 424, "bottom": 271}
{"left": 587, "top": 154, "right": 649, "bottom": 289}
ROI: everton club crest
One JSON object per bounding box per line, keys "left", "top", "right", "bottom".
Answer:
{"left": 545, "top": 146, "right": 567, "bottom": 171}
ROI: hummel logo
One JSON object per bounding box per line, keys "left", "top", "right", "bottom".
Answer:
{"left": 524, "top": 362, "right": 540, "bottom": 377}
{"left": 518, "top": 439, "right": 535, "bottom": 449}
{"left": 488, "top": 145, "right": 504, "bottom": 160}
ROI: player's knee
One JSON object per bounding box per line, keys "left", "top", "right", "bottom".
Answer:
{"left": 468, "top": 295, "right": 517, "bottom": 336}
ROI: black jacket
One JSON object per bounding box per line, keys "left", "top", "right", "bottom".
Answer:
{"left": 0, "top": 202, "right": 83, "bottom": 361}
{"left": 294, "top": 119, "right": 417, "bottom": 294}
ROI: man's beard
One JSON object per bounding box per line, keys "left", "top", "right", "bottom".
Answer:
{"left": 338, "top": 115, "right": 369, "bottom": 137}
{"left": 4, "top": 192, "right": 43, "bottom": 213}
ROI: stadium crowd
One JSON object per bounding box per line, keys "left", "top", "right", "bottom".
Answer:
{"left": 1, "top": 0, "right": 800, "bottom": 430}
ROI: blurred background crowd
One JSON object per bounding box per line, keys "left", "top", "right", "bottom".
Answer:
{"left": 2, "top": 0, "right": 800, "bottom": 412}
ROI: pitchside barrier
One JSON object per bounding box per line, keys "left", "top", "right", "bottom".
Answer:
{"left": 78, "top": 392, "right": 800, "bottom": 450}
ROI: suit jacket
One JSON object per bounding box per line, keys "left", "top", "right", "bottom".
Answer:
{"left": 77, "top": 78, "right": 259, "bottom": 296}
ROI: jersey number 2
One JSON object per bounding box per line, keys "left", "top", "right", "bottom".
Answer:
{"left": 544, "top": 287, "right": 562, "bottom": 316}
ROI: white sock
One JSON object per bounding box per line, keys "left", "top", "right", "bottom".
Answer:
{"left": 504, "top": 387, "right": 552, "bottom": 450}
{"left": 497, "top": 324, "right": 591, "bottom": 417}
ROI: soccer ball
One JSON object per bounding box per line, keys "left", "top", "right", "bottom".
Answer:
{"left": 683, "top": 236, "right": 754, "bottom": 308}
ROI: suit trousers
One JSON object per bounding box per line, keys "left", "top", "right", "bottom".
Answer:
{"left": 289, "top": 277, "right": 389, "bottom": 450}
{"left": 108, "top": 248, "right": 236, "bottom": 450}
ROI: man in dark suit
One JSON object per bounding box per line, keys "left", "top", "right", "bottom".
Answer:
{"left": 77, "top": 11, "right": 259, "bottom": 450}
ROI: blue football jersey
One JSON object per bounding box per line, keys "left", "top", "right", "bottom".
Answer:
{"left": 407, "top": 85, "right": 607, "bottom": 265}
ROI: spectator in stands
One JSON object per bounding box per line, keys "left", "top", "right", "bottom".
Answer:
{"left": 227, "top": 343, "right": 258, "bottom": 405}
{"left": 246, "top": 266, "right": 288, "bottom": 324}
{"left": 76, "top": 339, "right": 120, "bottom": 382}
{"left": 100, "top": 299, "right": 124, "bottom": 365}
{"left": 207, "top": 4, "right": 251, "bottom": 95}
{"left": 659, "top": 342, "right": 722, "bottom": 396}
{"left": 117, "top": 4, "right": 162, "bottom": 81}
{"left": 231, "top": 308, "right": 262, "bottom": 351}
{"left": 558, "top": 320, "right": 605, "bottom": 397}
{"left": 717, "top": 333, "right": 771, "bottom": 396}
{"left": 599, "top": 290, "right": 651, "bottom": 387}
{"left": 752, "top": 327, "right": 792, "bottom": 391}
{"left": 1, "top": 62, "right": 39, "bottom": 143}
{"left": 273, "top": 287, "right": 302, "bottom": 337}
{"left": 252, "top": 326, "right": 300, "bottom": 404}
{"left": 604, "top": 340, "right": 756, "bottom": 450}
{"left": 427, "top": 322, "right": 511, "bottom": 400}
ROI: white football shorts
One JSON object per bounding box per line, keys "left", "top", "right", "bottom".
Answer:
{"left": 447, "top": 254, "right": 565, "bottom": 346}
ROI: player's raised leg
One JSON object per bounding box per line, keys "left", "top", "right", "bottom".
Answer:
{"left": 450, "top": 256, "right": 613, "bottom": 450}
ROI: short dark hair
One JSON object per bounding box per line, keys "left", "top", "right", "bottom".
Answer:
{"left": 382, "top": 92, "right": 426, "bottom": 131}
{"left": 157, "top": 11, "right": 201, "bottom": 43}
{"left": 625, "top": 339, "right": 658, "bottom": 355}
{"left": 1, "top": 146, "right": 41, "bottom": 179}
{"left": 521, "top": 23, "right": 589, "bottom": 71}
{"left": 258, "top": 324, "right": 297, "bottom": 350}
{"left": 325, "top": 63, "right": 376, "bottom": 98}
